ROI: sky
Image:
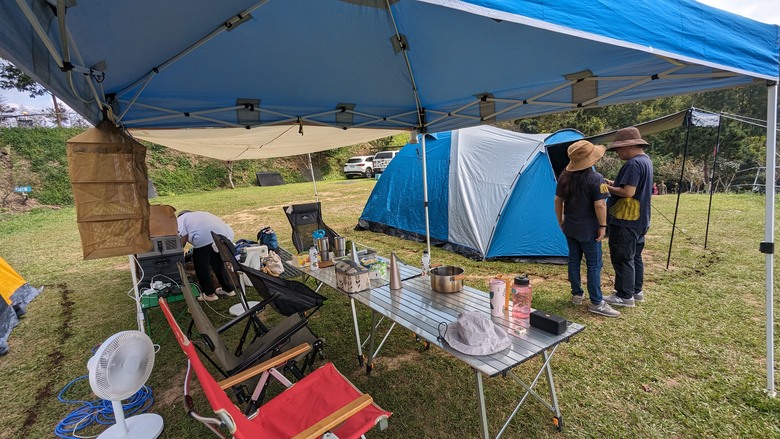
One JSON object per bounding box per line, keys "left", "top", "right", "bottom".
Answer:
{"left": 1, "top": 0, "right": 779, "bottom": 114}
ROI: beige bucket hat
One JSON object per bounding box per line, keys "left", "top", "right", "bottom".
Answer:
{"left": 566, "top": 140, "right": 606, "bottom": 172}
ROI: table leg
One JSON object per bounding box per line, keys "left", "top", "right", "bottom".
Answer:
{"left": 366, "top": 310, "right": 378, "bottom": 374}
{"left": 350, "top": 297, "right": 364, "bottom": 367}
{"left": 475, "top": 370, "right": 490, "bottom": 439}
{"left": 543, "top": 350, "right": 563, "bottom": 430}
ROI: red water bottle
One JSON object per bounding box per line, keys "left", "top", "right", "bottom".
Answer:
{"left": 511, "top": 275, "right": 532, "bottom": 323}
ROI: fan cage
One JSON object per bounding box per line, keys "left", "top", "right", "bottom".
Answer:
{"left": 91, "top": 331, "right": 155, "bottom": 401}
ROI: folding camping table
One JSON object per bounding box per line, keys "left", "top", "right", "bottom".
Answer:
{"left": 282, "top": 251, "right": 421, "bottom": 368}
{"left": 283, "top": 251, "right": 584, "bottom": 437}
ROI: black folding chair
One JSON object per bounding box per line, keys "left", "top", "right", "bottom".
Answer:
{"left": 175, "top": 263, "right": 322, "bottom": 413}
{"left": 283, "top": 202, "right": 340, "bottom": 253}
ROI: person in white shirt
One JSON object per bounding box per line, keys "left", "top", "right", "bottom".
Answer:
{"left": 177, "top": 210, "right": 236, "bottom": 301}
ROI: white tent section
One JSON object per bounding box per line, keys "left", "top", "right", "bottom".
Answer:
{"left": 130, "top": 125, "right": 404, "bottom": 161}
{"left": 448, "top": 127, "right": 551, "bottom": 257}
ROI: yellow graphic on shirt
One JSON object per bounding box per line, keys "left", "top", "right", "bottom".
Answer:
{"left": 600, "top": 183, "right": 610, "bottom": 194}
{"left": 609, "top": 198, "right": 640, "bottom": 221}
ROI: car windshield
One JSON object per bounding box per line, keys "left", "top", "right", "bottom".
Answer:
{"left": 374, "top": 152, "right": 393, "bottom": 159}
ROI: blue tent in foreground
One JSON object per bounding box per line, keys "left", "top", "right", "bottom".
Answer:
{"left": 358, "top": 126, "right": 582, "bottom": 260}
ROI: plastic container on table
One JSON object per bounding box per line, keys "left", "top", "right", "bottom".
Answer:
{"left": 511, "top": 275, "right": 532, "bottom": 323}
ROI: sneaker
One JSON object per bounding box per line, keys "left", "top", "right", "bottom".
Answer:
{"left": 198, "top": 293, "right": 219, "bottom": 302}
{"left": 588, "top": 301, "right": 621, "bottom": 317}
{"left": 603, "top": 294, "right": 635, "bottom": 307}
{"left": 633, "top": 291, "right": 645, "bottom": 302}
{"left": 215, "top": 288, "right": 236, "bottom": 297}
{"left": 571, "top": 295, "right": 584, "bottom": 306}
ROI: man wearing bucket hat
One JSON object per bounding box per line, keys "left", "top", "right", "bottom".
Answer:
{"left": 602, "top": 127, "right": 654, "bottom": 307}
{"left": 554, "top": 140, "right": 620, "bottom": 317}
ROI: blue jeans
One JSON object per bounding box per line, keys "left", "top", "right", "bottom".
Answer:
{"left": 566, "top": 235, "right": 604, "bottom": 304}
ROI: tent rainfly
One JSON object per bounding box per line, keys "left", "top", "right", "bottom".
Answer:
{"left": 1, "top": 0, "right": 777, "bottom": 397}
{"left": 0, "top": 257, "right": 42, "bottom": 355}
{"left": 358, "top": 125, "right": 582, "bottom": 260}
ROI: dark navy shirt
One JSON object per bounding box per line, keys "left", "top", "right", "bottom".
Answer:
{"left": 607, "top": 154, "right": 653, "bottom": 230}
{"left": 556, "top": 171, "right": 610, "bottom": 241}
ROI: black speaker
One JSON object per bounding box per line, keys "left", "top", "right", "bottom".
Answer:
{"left": 530, "top": 310, "right": 568, "bottom": 335}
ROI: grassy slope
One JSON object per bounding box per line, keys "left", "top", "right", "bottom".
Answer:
{"left": 0, "top": 180, "right": 778, "bottom": 438}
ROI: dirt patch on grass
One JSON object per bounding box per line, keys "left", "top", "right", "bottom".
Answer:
{"left": 156, "top": 369, "right": 190, "bottom": 408}
{"left": 380, "top": 352, "right": 421, "bottom": 372}
{"left": 18, "top": 284, "right": 73, "bottom": 436}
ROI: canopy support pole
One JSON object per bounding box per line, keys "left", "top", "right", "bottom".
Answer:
{"left": 704, "top": 116, "right": 723, "bottom": 249}
{"left": 666, "top": 111, "right": 692, "bottom": 269}
{"left": 420, "top": 133, "right": 431, "bottom": 255}
{"left": 308, "top": 153, "right": 319, "bottom": 203}
{"left": 763, "top": 82, "right": 777, "bottom": 398}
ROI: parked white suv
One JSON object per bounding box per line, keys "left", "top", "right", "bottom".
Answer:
{"left": 343, "top": 155, "right": 374, "bottom": 179}
{"left": 372, "top": 150, "right": 399, "bottom": 174}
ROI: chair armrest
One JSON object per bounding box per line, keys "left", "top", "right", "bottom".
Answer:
{"left": 218, "top": 343, "right": 311, "bottom": 390}
{"left": 215, "top": 293, "right": 279, "bottom": 334}
{"left": 292, "top": 394, "right": 374, "bottom": 439}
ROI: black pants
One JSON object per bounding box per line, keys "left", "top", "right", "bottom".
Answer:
{"left": 192, "top": 245, "right": 234, "bottom": 296}
{"left": 608, "top": 225, "right": 647, "bottom": 299}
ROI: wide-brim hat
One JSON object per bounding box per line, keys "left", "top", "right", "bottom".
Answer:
{"left": 566, "top": 140, "right": 605, "bottom": 172}
{"left": 608, "top": 126, "right": 650, "bottom": 150}
{"left": 443, "top": 312, "right": 511, "bottom": 356}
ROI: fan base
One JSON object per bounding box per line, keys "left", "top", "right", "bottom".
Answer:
{"left": 98, "top": 413, "right": 164, "bottom": 439}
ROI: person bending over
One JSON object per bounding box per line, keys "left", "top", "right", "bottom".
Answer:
{"left": 177, "top": 210, "right": 236, "bottom": 302}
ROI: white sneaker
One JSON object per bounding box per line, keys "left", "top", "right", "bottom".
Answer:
{"left": 588, "top": 301, "right": 621, "bottom": 317}
{"left": 215, "top": 288, "right": 236, "bottom": 297}
{"left": 603, "top": 294, "right": 635, "bottom": 307}
{"left": 198, "top": 293, "right": 219, "bottom": 302}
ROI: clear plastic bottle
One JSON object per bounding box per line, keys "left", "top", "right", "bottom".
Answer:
{"left": 511, "top": 275, "right": 532, "bottom": 322}
{"left": 309, "top": 245, "right": 319, "bottom": 270}
{"left": 421, "top": 251, "right": 430, "bottom": 278}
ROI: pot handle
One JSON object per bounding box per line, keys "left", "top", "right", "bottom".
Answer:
{"left": 451, "top": 275, "right": 466, "bottom": 281}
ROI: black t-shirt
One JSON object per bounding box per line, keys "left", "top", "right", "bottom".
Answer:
{"left": 607, "top": 154, "right": 653, "bottom": 230}
{"left": 556, "top": 171, "right": 610, "bottom": 241}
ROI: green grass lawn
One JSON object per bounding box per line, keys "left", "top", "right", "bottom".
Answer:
{"left": 1, "top": 180, "right": 779, "bottom": 438}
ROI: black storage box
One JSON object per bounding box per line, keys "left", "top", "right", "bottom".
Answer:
{"left": 530, "top": 310, "right": 568, "bottom": 335}
{"left": 255, "top": 172, "right": 285, "bottom": 186}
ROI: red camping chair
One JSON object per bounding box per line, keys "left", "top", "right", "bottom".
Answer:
{"left": 159, "top": 298, "right": 391, "bottom": 439}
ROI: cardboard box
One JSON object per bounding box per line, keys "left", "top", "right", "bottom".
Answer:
{"left": 150, "top": 204, "right": 178, "bottom": 237}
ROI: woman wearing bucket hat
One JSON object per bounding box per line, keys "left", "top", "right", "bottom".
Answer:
{"left": 602, "top": 127, "right": 654, "bottom": 308}
{"left": 554, "top": 140, "right": 620, "bottom": 317}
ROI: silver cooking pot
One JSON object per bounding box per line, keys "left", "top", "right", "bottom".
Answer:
{"left": 430, "top": 266, "right": 465, "bottom": 293}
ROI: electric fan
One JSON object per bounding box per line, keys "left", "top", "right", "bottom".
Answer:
{"left": 87, "top": 331, "right": 164, "bottom": 439}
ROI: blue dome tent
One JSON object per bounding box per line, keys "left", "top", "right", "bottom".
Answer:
{"left": 358, "top": 125, "right": 583, "bottom": 260}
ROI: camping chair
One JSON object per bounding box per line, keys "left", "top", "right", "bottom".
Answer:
{"left": 159, "top": 298, "right": 391, "bottom": 439}
{"left": 176, "top": 263, "right": 323, "bottom": 412}
{"left": 283, "top": 202, "right": 340, "bottom": 253}
{"left": 213, "top": 232, "right": 327, "bottom": 318}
